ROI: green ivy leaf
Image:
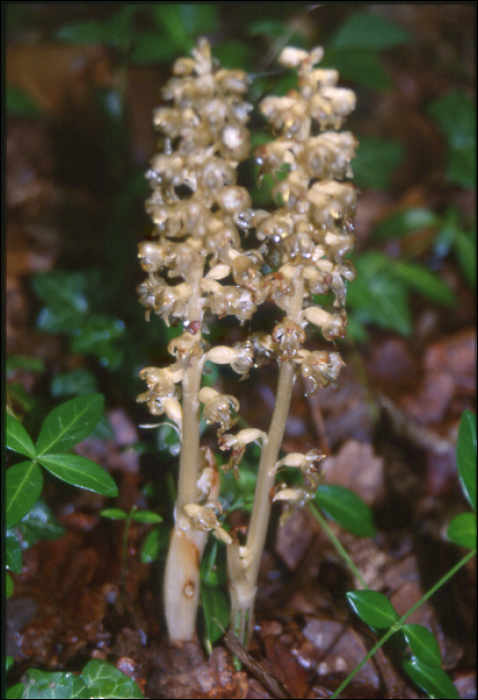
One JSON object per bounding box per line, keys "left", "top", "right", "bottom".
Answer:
{"left": 394, "top": 262, "right": 456, "bottom": 306}
{"left": 23, "top": 669, "right": 90, "bottom": 698}
{"left": 456, "top": 411, "right": 477, "bottom": 511}
{"left": 140, "top": 527, "right": 170, "bottom": 564}
{"left": 51, "top": 369, "right": 98, "bottom": 397}
{"left": 314, "top": 484, "right": 376, "bottom": 537}
{"left": 374, "top": 208, "right": 441, "bottom": 240}
{"left": 6, "top": 531, "right": 23, "bottom": 573}
{"left": 347, "top": 590, "right": 399, "bottom": 628}
{"left": 403, "top": 657, "right": 460, "bottom": 699}
{"left": 15, "top": 500, "right": 65, "bottom": 548}
{"left": 352, "top": 136, "right": 404, "bottom": 190}
{"left": 6, "top": 461, "right": 43, "bottom": 529}
{"left": 447, "top": 513, "right": 477, "bottom": 550}
{"left": 329, "top": 12, "right": 410, "bottom": 51}
{"left": 81, "top": 659, "right": 144, "bottom": 698}
{"left": 402, "top": 624, "right": 442, "bottom": 668}
{"left": 38, "top": 454, "right": 118, "bottom": 497}
{"left": 201, "top": 583, "right": 230, "bottom": 647}
{"left": 6, "top": 414, "right": 36, "bottom": 459}
{"left": 36, "top": 394, "right": 104, "bottom": 456}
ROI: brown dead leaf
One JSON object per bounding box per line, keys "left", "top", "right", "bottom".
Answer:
{"left": 146, "top": 641, "right": 249, "bottom": 699}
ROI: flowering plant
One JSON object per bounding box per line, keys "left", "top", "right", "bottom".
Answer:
{"left": 137, "top": 38, "right": 357, "bottom": 643}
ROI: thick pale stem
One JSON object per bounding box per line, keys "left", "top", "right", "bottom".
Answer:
{"left": 177, "top": 359, "right": 203, "bottom": 511}
{"left": 164, "top": 358, "right": 205, "bottom": 640}
{"left": 164, "top": 262, "right": 207, "bottom": 641}
{"left": 228, "top": 268, "right": 305, "bottom": 642}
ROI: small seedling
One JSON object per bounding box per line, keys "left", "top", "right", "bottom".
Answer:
{"left": 100, "top": 506, "right": 162, "bottom": 604}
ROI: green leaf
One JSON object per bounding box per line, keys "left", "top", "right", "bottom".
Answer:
{"left": 70, "top": 314, "right": 125, "bottom": 356}
{"left": 7, "top": 85, "right": 43, "bottom": 117}
{"left": 104, "top": 5, "right": 139, "bottom": 45}
{"left": 352, "top": 136, "right": 404, "bottom": 190}
{"left": 150, "top": 4, "right": 219, "bottom": 51}
{"left": 447, "top": 512, "right": 477, "bottom": 550}
{"left": 6, "top": 461, "right": 43, "bottom": 529}
{"left": 393, "top": 262, "right": 456, "bottom": 306}
{"left": 329, "top": 12, "right": 410, "bottom": 51}
{"left": 156, "top": 422, "right": 181, "bottom": 456}
{"left": 201, "top": 538, "right": 220, "bottom": 586}
{"left": 374, "top": 208, "right": 441, "bottom": 240}
{"left": 101, "top": 508, "right": 128, "bottom": 520}
{"left": 36, "top": 393, "right": 104, "bottom": 456}
{"left": 23, "top": 669, "right": 90, "bottom": 699}
{"left": 6, "top": 355, "right": 45, "bottom": 376}
{"left": 314, "top": 484, "right": 376, "bottom": 537}
{"left": 201, "top": 584, "right": 230, "bottom": 646}
{"left": 214, "top": 40, "right": 255, "bottom": 72}
{"left": 7, "top": 383, "right": 36, "bottom": 413}
{"left": 7, "top": 683, "right": 24, "bottom": 699}
{"left": 131, "top": 510, "right": 163, "bottom": 524}
{"left": 56, "top": 20, "right": 107, "bottom": 45}
{"left": 248, "top": 19, "right": 290, "bottom": 39}
{"left": 403, "top": 657, "right": 460, "bottom": 699}
{"left": 6, "top": 572, "right": 14, "bottom": 599}
{"left": 454, "top": 230, "right": 477, "bottom": 288}
{"left": 402, "top": 624, "right": 442, "bottom": 668}
{"left": 200, "top": 538, "right": 227, "bottom": 587}
{"left": 51, "top": 369, "right": 98, "bottom": 397}
{"left": 81, "top": 659, "right": 144, "bottom": 699}
{"left": 6, "top": 656, "right": 14, "bottom": 673}
{"left": 347, "top": 590, "right": 399, "bottom": 628}
{"left": 6, "top": 531, "right": 23, "bottom": 573}
{"left": 129, "top": 33, "right": 181, "bottom": 64}
{"left": 323, "top": 50, "right": 391, "bottom": 91}
{"left": 6, "top": 414, "right": 36, "bottom": 458}
{"left": 220, "top": 466, "right": 257, "bottom": 514}
{"left": 140, "top": 527, "right": 170, "bottom": 564}
{"left": 456, "top": 411, "right": 477, "bottom": 511}
{"left": 347, "top": 252, "right": 412, "bottom": 335}
{"left": 32, "top": 271, "right": 89, "bottom": 333}
{"left": 429, "top": 92, "right": 476, "bottom": 190}
{"left": 38, "top": 454, "right": 118, "bottom": 497}
{"left": 15, "top": 500, "right": 66, "bottom": 548}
